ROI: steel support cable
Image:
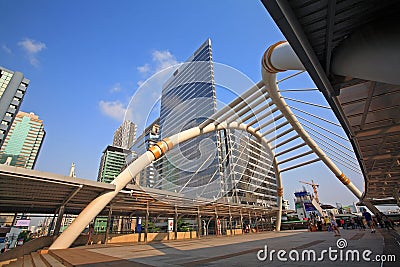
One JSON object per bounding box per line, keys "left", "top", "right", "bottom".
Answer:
{"left": 199, "top": 81, "right": 264, "bottom": 129}
{"left": 226, "top": 95, "right": 271, "bottom": 124}
{"left": 247, "top": 106, "right": 279, "bottom": 127}
{"left": 315, "top": 140, "right": 362, "bottom": 172}
{"left": 282, "top": 96, "right": 331, "bottom": 109}
{"left": 308, "top": 134, "right": 361, "bottom": 167}
{"left": 256, "top": 116, "right": 287, "bottom": 134}
{"left": 315, "top": 142, "right": 360, "bottom": 170}
{"left": 237, "top": 102, "right": 275, "bottom": 125}
{"left": 278, "top": 88, "right": 318, "bottom": 92}
{"left": 276, "top": 70, "right": 305, "bottom": 84}
{"left": 301, "top": 123, "right": 355, "bottom": 153}
{"left": 296, "top": 114, "right": 349, "bottom": 142}
{"left": 305, "top": 131, "right": 361, "bottom": 168}
{"left": 279, "top": 158, "right": 321, "bottom": 173}
{"left": 277, "top": 150, "right": 314, "bottom": 165}
{"left": 215, "top": 87, "right": 270, "bottom": 125}
{"left": 271, "top": 134, "right": 300, "bottom": 150}
{"left": 323, "top": 149, "right": 362, "bottom": 174}
{"left": 275, "top": 142, "right": 306, "bottom": 157}
{"left": 289, "top": 106, "right": 341, "bottom": 127}
{"left": 196, "top": 129, "right": 253, "bottom": 198}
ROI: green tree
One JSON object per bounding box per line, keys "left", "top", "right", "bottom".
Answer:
{"left": 177, "top": 219, "right": 192, "bottom": 232}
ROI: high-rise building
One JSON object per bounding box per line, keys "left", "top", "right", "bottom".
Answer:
{"left": 130, "top": 118, "right": 160, "bottom": 188}
{"left": 0, "top": 66, "right": 29, "bottom": 147}
{"left": 0, "top": 111, "right": 45, "bottom": 169}
{"left": 113, "top": 120, "right": 137, "bottom": 149}
{"left": 158, "top": 39, "right": 221, "bottom": 196}
{"left": 97, "top": 145, "right": 129, "bottom": 184}
{"left": 155, "top": 39, "right": 277, "bottom": 207}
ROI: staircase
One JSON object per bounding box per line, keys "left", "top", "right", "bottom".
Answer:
{"left": 1, "top": 250, "right": 65, "bottom": 267}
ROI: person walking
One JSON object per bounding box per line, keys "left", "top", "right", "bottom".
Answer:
{"left": 362, "top": 209, "right": 376, "bottom": 233}
{"left": 330, "top": 213, "right": 340, "bottom": 237}
{"left": 86, "top": 223, "right": 94, "bottom": 245}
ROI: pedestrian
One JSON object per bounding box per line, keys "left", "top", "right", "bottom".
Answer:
{"left": 362, "top": 209, "right": 375, "bottom": 233}
{"left": 330, "top": 213, "right": 340, "bottom": 237}
{"left": 383, "top": 216, "right": 395, "bottom": 230}
{"left": 86, "top": 223, "right": 94, "bottom": 245}
{"left": 324, "top": 216, "right": 331, "bottom": 231}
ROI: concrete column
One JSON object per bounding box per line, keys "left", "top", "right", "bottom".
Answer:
{"left": 144, "top": 202, "right": 149, "bottom": 242}
{"left": 215, "top": 207, "right": 219, "bottom": 235}
{"left": 197, "top": 207, "right": 201, "bottom": 238}
{"left": 240, "top": 209, "right": 243, "bottom": 234}
{"left": 53, "top": 206, "right": 65, "bottom": 236}
{"left": 174, "top": 206, "right": 178, "bottom": 240}
{"left": 228, "top": 206, "right": 233, "bottom": 236}
{"left": 248, "top": 211, "right": 252, "bottom": 233}
{"left": 104, "top": 205, "right": 112, "bottom": 244}
{"left": 47, "top": 213, "right": 57, "bottom": 236}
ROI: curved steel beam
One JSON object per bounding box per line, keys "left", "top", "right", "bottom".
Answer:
{"left": 261, "top": 41, "right": 367, "bottom": 201}
{"left": 50, "top": 121, "right": 280, "bottom": 249}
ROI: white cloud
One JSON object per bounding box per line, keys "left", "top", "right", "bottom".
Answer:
{"left": 137, "top": 63, "right": 150, "bottom": 75}
{"left": 152, "top": 50, "right": 179, "bottom": 71}
{"left": 17, "top": 38, "right": 46, "bottom": 67}
{"left": 110, "top": 83, "right": 122, "bottom": 93}
{"left": 2, "top": 44, "right": 11, "bottom": 54}
{"left": 99, "top": 100, "right": 126, "bottom": 121}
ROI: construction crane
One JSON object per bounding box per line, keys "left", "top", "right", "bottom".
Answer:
{"left": 299, "top": 180, "right": 320, "bottom": 204}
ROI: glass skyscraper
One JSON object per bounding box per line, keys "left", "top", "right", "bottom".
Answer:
{"left": 0, "top": 111, "right": 45, "bottom": 169}
{"left": 0, "top": 66, "right": 29, "bottom": 147}
{"left": 157, "top": 39, "right": 222, "bottom": 198}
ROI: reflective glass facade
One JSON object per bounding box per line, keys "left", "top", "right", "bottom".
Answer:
{"left": 157, "top": 39, "right": 221, "bottom": 197}
{"left": 0, "top": 111, "right": 45, "bottom": 169}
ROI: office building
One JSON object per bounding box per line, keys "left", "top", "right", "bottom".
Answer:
{"left": 113, "top": 120, "right": 137, "bottom": 149}
{"left": 0, "top": 111, "right": 45, "bottom": 169}
{"left": 97, "top": 145, "right": 129, "bottom": 183}
{"left": 0, "top": 66, "right": 29, "bottom": 147}
{"left": 130, "top": 118, "right": 160, "bottom": 188}
{"left": 158, "top": 39, "right": 222, "bottom": 197}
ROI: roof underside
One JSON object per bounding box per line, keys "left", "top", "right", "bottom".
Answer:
{"left": 262, "top": 0, "right": 400, "bottom": 205}
{"left": 0, "top": 165, "right": 276, "bottom": 217}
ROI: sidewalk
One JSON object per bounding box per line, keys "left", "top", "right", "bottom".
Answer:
{"left": 50, "top": 228, "right": 399, "bottom": 266}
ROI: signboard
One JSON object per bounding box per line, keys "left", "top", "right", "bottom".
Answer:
{"left": 304, "top": 202, "right": 317, "bottom": 212}
{"left": 136, "top": 217, "right": 142, "bottom": 233}
{"left": 15, "top": 220, "right": 30, "bottom": 227}
{"left": 168, "top": 218, "right": 174, "bottom": 232}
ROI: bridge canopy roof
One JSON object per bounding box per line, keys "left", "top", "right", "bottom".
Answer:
{"left": 0, "top": 165, "right": 275, "bottom": 217}
{"left": 262, "top": 0, "right": 400, "bottom": 206}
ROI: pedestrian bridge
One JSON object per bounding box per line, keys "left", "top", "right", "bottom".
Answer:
{"left": 50, "top": 41, "right": 379, "bottom": 249}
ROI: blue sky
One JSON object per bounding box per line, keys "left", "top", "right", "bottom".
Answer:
{"left": 1, "top": 0, "right": 368, "bottom": 209}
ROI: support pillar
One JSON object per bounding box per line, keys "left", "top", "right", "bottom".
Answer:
{"left": 174, "top": 206, "right": 178, "bottom": 240}
{"left": 248, "top": 211, "right": 252, "bottom": 233}
{"left": 228, "top": 206, "right": 233, "bottom": 236}
{"left": 47, "top": 212, "right": 57, "bottom": 236}
{"left": 11, "top": 213, "right": 17, "bottom": 227}
{"left": 104, "top": 205, "right": 112, "bottom": 244}
{"left": 53, "top": 205, "right": 65, "bottom": 236}
{"left": 144, "top": 202, "right": 149, "bottom": 242}
{"left": 197, "top": 207, "right": 201, "bottom": 238}
{"left": 215, "top": 207, "right": 219, "bottom": 235}
{"left": 240, "top": 209, "right": 243, "bottom": 234}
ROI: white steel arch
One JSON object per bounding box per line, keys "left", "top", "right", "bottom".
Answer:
{"left": 50, "top": 41, "right": 377, "bottom": 250}
{"left": 50, "top": 122, "right": 278, "bottom": 250}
